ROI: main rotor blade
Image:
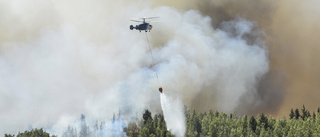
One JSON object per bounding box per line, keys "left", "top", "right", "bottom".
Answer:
{"left": 142, "top": 17, "right": 159, "bottom": 19}
{"left": 130, "top": 19, "right": 143, "bottom": 22}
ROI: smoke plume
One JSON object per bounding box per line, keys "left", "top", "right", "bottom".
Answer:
{"left": 1, "top": 0, "right": 267, "bottom": 135}
{"left": 154, "top": 0, "right": 320, "bottom": 116}
{"left": 1, "top": 0, "right": 318, "bottom": 135}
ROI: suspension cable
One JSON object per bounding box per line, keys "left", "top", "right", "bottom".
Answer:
{"left": 145, "top": 32, "right": 162, "bottom": 89}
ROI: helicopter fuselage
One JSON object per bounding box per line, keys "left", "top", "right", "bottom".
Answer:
{"left": 130, "top": 23, "right": 153, "bottom": 32}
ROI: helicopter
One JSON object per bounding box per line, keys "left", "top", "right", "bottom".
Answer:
{"left": 130, "top": 17, "right": 158, "bottom": 32}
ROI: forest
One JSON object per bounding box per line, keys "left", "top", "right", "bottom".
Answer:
{"left": 4, "top": 105, "right": 320, "bottom": 137}
{"left": 125, "top": 105, "right": 320, "bottom": 137}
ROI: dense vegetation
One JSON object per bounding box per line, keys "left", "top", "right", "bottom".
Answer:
{"left": 5, "top": 105, "right": 320, "bottom": 137}
{"left": 126, "top": 105, "right": 320, "bottom": 137}
{"left": 124, "top": 109, "right": 173, "bottom": 137}
{"left": 4, "top": 128, "right": 56, "bottom": 137}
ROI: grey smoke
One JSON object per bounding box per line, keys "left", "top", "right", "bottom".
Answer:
{"left": 0, "top": 0, "right": 269, "bottom": 135}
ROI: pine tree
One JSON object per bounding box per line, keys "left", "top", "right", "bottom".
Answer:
{"left": 307, "top": 111, "right": 311, "bottom": 118}
{"left": 243, "top": 115, "right": 248, "bottom": 131}
{"left": 295, "top": 108, "right": 300, "bottom": 119}
{"left": 209, "top": 109, "right": 213, "bottom": 116}
{"left": 153, "top": 114, "right": 159, "bottom": 129}
{"left": 112, "top": 113, "right": 116, "bottom": 122}
{"left": 62, "top": 126, "right": 77, "bottom": 137}
{"left": 249, "top": 116, "right": 257, "bottom": 133}
{"left": 273, "top": 120, "right": 282, "bottom": 137}
{"left": 126, "top": 122, "right": 139, "bottom": 137}
{"left": 184, "top": 105, "right": 190, "bottom": 118}
{"left": 301, "top": 105, "right": 307, "bottom": 120}
{"left": 143, "top": 109, "right": 152, "bottom": 124}
{"left": 16, "top": 128, "right": 53, "bottom": 137}
{"left": 139, "top": 127, "right": 149, "bottom": 137}
{"left": 215, "top": 111, "right": 219, "bottom": 117}
{"left": 79, "top": 114, "right": 91, "bottom": 137}
{"left": 200, "top": 114, "right": 210, "bottom": 136}
{"left": 165, "top": 131, "right": 174, "bottom": 137}
{"left": 289, "top": 108, "right": 295, "bottom": 119}
{"left": 187, "top": 110, "right": 201, "bottom": 137}
{"left": 259, "top": 113, "right": 268, "bottom": 129}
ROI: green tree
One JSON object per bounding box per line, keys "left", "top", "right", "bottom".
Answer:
{"left": 289, "top": 108, "right": 295, "bottom": 120}
{"left": 143, "top": 109, "right": 152, "bottom": 124}
{"left": 166, "top": 131, "right": 174, "bottom": 137}
{"left": 307, "top": 111, "right": 311, "bottom": 118}
{"left": 153, "top": 114, "right": 159, "bottom": 129}
{"left": 138, "top": 127, "right": 149, "bottom": 137}
{"left": 16, "top": 128, "right": 55, "bottom": 137}
{"left": 295, "top": 108, "right": 300, "bottom": 120}
{"left": 259, "top": 126, "right": 269, "bottom": 137}
{"left": 215, "top": 111, "right": 219, "bottom": 117}
{"left": 301, "top": 105, "right": 307, "bottom": 120}
{"left": 249, "top": 116, "right": 257, "bottom": 133}
{"left": 126, "top": 122, "right": 139, "bottom": 137}
{"left": 144, "top": 119, "right": 155, "bottom": 135}
{"left": 258, "top": 113, "right": 268, "bottom": 129}
{"left": 242, "top": 115, "right": 248, "bottom": 136}
{"left": 186, "top": 110, "right": 200, "bottom": 137}
{"left": 273, "top": 120, "right": 282, "bottom": 137}
{"left": 200, "top": 114, "right": 210, "bottom": 136}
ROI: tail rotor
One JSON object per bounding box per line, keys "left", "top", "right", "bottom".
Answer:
{"left": 130, "top": 25, "right": 135, "bottom": 30}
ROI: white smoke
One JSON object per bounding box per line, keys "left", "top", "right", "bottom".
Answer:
{"left": 52, "top": 114, "right": 126, "bottom": 137}
{"left": 160, "top": 93, "right": 186, "bottom": 137}
{"left": 0, "top": 0, "right": 268, "bottom": 135}
{"left": 100, "top": 116, "right": 127, "bottom": 137}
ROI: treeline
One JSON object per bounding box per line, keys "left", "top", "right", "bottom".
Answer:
{"left": 4, "top": 114, "right": 126, "bottom": 137}
{"left": 5, "top": 105, "right": 320, "bottom": 137}
{"left": 183, "top": 105, "right": 320, "bottom": 137}
{"left": 4, "top": 111, "right": 172, "bottom": 137}
{"left": 126, "top": 105, "right": 320, "bottom": 137}
{"left": 4, "top": 128, "right": 56, "bottom": 137}
{"left": 62, "top": 114, "right": 127, "bottom": 137}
